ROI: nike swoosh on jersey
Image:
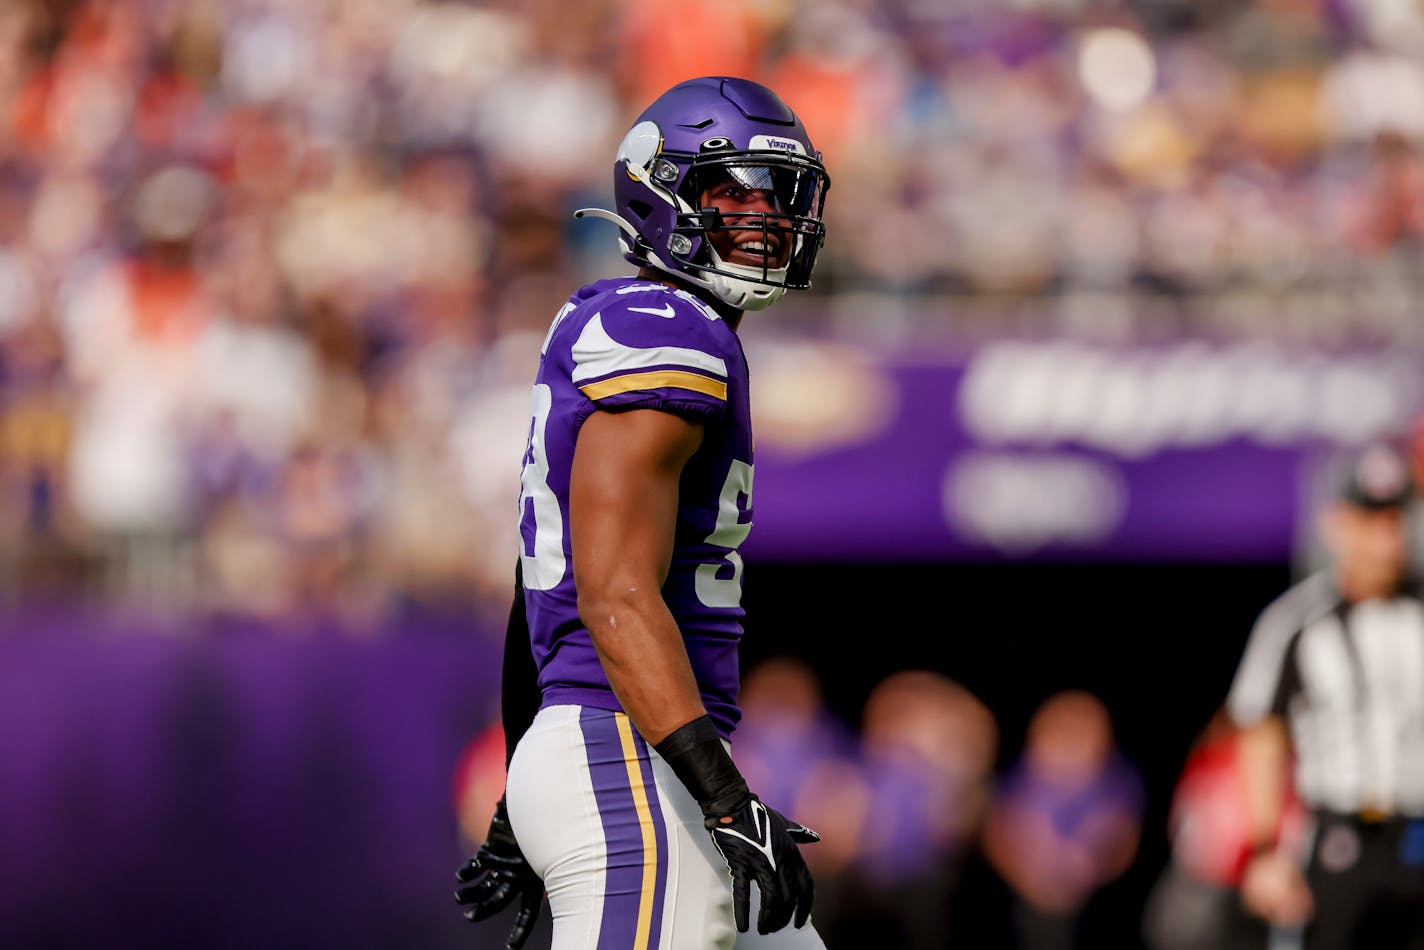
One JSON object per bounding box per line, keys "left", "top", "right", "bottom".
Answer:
{"left": 628, "top": 303, "right": 677, "bottom": 318}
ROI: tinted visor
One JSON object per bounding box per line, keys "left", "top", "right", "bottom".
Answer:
{"left": 686, "top": 157, "right": 827, "bottom": 219}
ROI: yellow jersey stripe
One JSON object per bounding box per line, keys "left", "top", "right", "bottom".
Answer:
{"left": 579, "top": 370, "right": 727, "bottom": 402}
{"left": 615, "top": 713, "right": 658, "bottom": 950}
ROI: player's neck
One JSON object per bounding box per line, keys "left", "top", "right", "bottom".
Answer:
{"left": 636, "top": 267, "right": 744, "bottom": 331}
{"left": 1335, "top": 564, "right": 1401, "bottom": 604}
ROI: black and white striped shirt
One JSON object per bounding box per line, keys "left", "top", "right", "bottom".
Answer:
{"left": 1226, "top": 571, "right": 1424, "bottom": 817}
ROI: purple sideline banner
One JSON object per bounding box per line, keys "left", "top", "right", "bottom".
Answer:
{"left": 743, "top": 337, "right": 1423, "bottom": 562}
{"left": 0, "top": 614, "right": 505, "bottom": 949}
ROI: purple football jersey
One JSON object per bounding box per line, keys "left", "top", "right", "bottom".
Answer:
{"left": 516, "top": 276, "right": 753, "bottom": 737}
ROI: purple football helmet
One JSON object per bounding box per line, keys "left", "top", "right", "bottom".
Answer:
{"left": 577, "top": 77, "right": 830, "bottom": 311}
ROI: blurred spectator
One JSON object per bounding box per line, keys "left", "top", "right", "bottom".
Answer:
{"left": 0, "top": 0, "right": 1421, "bottom": 626}
{"left": 0, "top": 311, "right": 87, "bottom": 604}
{"left": 1141, "top": 709, "right": 1306, "bottom": 950}
{"left": 732, "top": 655, "right": 853, "bottom": 816}
{"left": 1407, "top": 412, "right": 1424, "bottom": 573}
{"left": 725, "top": 660, "right": 877, "bottom": 949}
{"left": 982, "top": 689, "right": 1145, "bottom": 950}
{"left": 823, "top": 670, "right": 1000, "bottom": 950}
{"left": 615, "top": 0, "right": 771, "bottom": 118}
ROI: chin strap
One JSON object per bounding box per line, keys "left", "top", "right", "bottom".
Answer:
{"left": 705, "top": 246, "right": 789, "bottom": 311}
{"left": 575, "top": 187, "right": 788, "bottom": 312}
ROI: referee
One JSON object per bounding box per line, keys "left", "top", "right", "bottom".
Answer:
{"left": 1225, "top": 442, "right": 1424, "bottom": 950}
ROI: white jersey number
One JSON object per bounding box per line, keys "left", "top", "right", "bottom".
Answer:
{"left": 695, "top": 460, "right": 753, "bottom": 608}
{"left": 519, "top": 384, "right": 566, "bottom": 590}
{"left": 521, "top": 389, "right": 752, "bottom": 605}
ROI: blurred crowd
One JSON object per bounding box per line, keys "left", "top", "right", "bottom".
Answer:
{"left": 455, "top": 662, "right": 1148, "bottom": 949}
{"left": 4, "top": 0, "right": 1424, "bottom": 624}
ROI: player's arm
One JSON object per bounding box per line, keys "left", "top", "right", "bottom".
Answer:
{"left": 1224, "top": 598, "right": 1305, "bottom": 859}
{"left": 500, "top": 559, "right": 540, "bottom": 769}
{"left": 1223, "top": 594, "right": 1316, "bottom": 929}
{"left": 1235, "top": 714, "right": 1313, "bottom": 928}
{"left": 1238, "top": 714, "right": 1292, "bottom": 854}
{"left": 571, "top": 405, "right": 818, "bottom": 935}
{"left": 570, "top": 407, "right": 707, "bottom": 742}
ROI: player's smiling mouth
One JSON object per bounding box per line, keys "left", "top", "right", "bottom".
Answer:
{"left": 727, "top": 236, "right": 783, "bottom": 267}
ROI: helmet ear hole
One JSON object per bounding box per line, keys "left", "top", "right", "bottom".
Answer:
{"left": 627, "top": 199, "right": 653, "bottom": 221}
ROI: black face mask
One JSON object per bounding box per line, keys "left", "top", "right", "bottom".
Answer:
{"left": 669, "top": 152, "right": 830, "bottom": 289}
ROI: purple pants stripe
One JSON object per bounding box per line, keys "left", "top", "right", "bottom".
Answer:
{"left": 580, "top": 708, "right": 669, "bottom": 950}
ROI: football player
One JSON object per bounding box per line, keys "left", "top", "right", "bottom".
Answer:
{"left": 455, "top": 76, "right": 831, "bottom": 949}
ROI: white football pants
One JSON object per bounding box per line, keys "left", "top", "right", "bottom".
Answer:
{"left": 506, "top": 705, "right": 827, "bottom": 950}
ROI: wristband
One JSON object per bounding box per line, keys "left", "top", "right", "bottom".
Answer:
{"left": 653, "top": 715, "right": 751, "bottom": 821}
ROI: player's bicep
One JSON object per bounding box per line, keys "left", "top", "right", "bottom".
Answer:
{"left": 569, "top": 408, "right": 704, "bottom": 605}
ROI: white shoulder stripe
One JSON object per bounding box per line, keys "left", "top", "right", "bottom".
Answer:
{"left": 1226, "top": 572, "right": 1336, "bottom": 726}
{"left": 571, "top": 313, "right": 728, "bottom": 383}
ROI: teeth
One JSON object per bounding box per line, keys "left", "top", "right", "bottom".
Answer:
{"left": 740, "top": 242, "right": 768, "bottom": 253}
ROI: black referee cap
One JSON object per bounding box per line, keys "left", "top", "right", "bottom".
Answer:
{"left": 1339, "top": 442, "right": 1414, "bottom": 510}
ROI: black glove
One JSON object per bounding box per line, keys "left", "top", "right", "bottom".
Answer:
{"left": 654, "top": 715, "right": 820, "bottom": 935}
{"left": 709, "top": 794, "right": 820, "bottom": 934}
{"left": 454, "top": 797, "right": 543, "bottom": 949}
